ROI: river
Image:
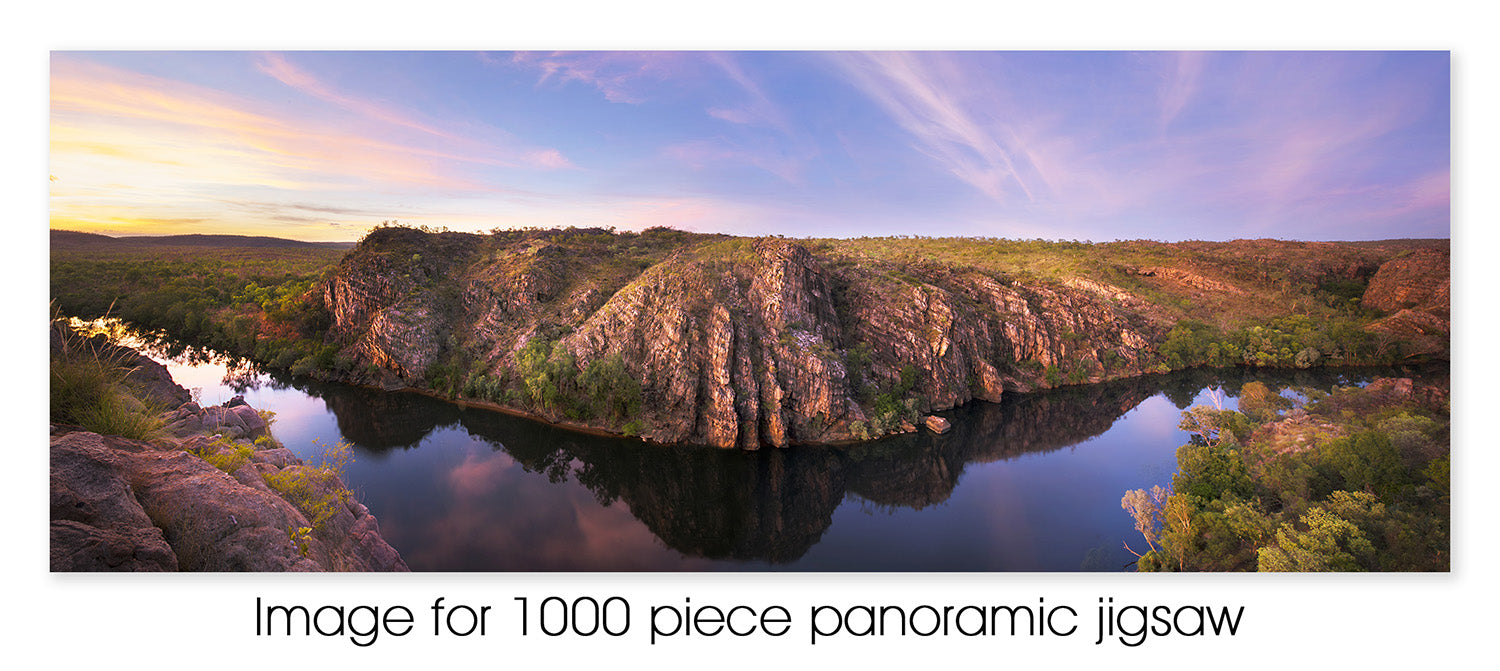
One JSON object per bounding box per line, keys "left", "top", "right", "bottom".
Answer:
{"left": 143, "top": 342, "right": 1441, "bottom": 571}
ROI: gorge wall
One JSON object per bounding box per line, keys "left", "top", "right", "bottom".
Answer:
{"left": 317, "top": 227, "right": 1448, "bottom": 449}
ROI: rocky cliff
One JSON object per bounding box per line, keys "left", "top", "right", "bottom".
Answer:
{"left": 1361, "top": 248, "right": 1450, "bottom": 360}
{"left": 315, "top": 228, "right": 1447, "bottom": 449}
{"left": 50, "top": 343, "right": 407, "bottom": 572}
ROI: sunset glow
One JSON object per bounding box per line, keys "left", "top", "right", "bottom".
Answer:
{"left": 49, "top": 51, "right": 1449, "bottom": 242}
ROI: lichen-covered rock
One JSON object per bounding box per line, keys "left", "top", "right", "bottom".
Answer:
{"left": 320, "top": 232, "right": 1163, "bottom": 447}
{"left": 166, "top": 402, "right": 271, "bottom": 441}
{"left": 1137, "top": 266, "right": 1249, "bottom": 296}
{"left": 50, "top": 520, "right": 178, "bottom": 571}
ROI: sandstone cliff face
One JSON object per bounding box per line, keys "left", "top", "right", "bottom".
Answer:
{"left": 50, "top": 351, "right": 408, "bottom": 572}
{"left": 1363, "top": 249, "right": 1450, "bottom": 315}
{"left": 321, "top": 229, "right": 1165, "bottom": 448}
{"left": 1362, "top": 248, "right": 1450, "bottom": 360}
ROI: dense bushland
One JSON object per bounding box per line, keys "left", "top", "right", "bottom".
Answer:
{"left": 1123, "top": 377, "right": 1449, "bottom": 571}
{"left": 51, "top": 239, "right": 341, "bottom": 374}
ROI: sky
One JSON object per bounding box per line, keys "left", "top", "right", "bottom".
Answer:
{"left": 48, "top": 51, "right": 1450, "bottom": 242}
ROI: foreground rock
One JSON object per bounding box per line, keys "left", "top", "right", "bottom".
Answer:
{"left": 50, "top": 354, "right": 407, "bottom": 572}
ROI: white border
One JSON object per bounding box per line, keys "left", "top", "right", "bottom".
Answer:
{"left": 8, "top": 2, "right": 1491, "bottom": 667}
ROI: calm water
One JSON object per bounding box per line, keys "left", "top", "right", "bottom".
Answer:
{"left": 150, "top": 348, "right": 1438, "bottom": 571}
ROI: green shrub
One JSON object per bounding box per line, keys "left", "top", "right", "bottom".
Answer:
{"left": 866, "top": 365, "right": 921, "bottom": 434}
{"left": 1043, "top": 364, "right": 1061, "bottom": 386}
{"left": 69, "top": 389, "right": 166, "bottom": 441}
{"left": 579, "top": 353, "right": 642, "bottom": 423}
{"left": 190, "top": 439, "right": 255, "bottom": 474}
{"left": 262, "top": 439, "right": 354, "bottom": 532}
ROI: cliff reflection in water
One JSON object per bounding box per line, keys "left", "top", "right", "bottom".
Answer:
{"left": 281, "top": 364, "right": 1442, "bottom": 570}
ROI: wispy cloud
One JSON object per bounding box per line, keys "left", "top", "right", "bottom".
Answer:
{"left": 255, "top": 53, "right": 574, "bottom": 170}
{"left": 52, "top": 60, "right": 484, "bottom": 191}
{"left": 256, "top": 53, "right": 459, "bottom": 140}
{"left": 509, "top": 51, "right": 688, "bottom": 104}
{"left": 704, "top": 52, "right": 792, "bottom": 134}
{"left": 830, "top": 52, "right": 1039, "bottom": 204}
{"left": 1158, "top": 51, "right": 1205, "bottom": 130}
{"left": 50, "top": 56, "right": 582, "bottom": 215}
{"left": 51, "top": 52, "right": 1447, "bottom": 243}
{"left": 835, "top": 52, "right": 1446, "bottom": 239}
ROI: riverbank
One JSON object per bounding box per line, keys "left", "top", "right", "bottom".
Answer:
{"left": 132, "top": 341, "right": 1447, "bottom": 570}
{"left": 49, "top": 331, "right": 407, "bottom": 571}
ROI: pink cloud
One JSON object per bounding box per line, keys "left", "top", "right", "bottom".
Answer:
{"left": 525, "top": 148, "right": 575, "bottom": 170}
{"left": 51, "top": 57, "right": 576, "bottom": 204}
{"left": 255, "top": 53, "right": 457, "bottom": 140}
{"left": 707, "top": 107, "right": 755, "bottom": 124}
{"left": 256, "top": 53, "right": 574, "bottom": 172}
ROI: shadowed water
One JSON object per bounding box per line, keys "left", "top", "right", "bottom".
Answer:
{"left": 152, "top": 346, "right": 1443, "bottom": 571}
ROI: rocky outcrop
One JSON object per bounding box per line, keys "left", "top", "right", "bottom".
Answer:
{"left": 1363, "top": 249, "right": 1450, "bottom": 315}
{"left": 1137, "top": 266, "right": 1248, "bottom": 296}
{"left": 1362, "top": 249, "right": 1450, "bottom": 360}
{"left": 315, "top": 228, "right": 1444, "bottom": 449}
{"left": 50, "top": 431, "right": 179, "bottom": 571}
{"left": 1248, "top": 376, "right": 1448, "bottom": 458}
{"left": 50, "top": 353, "right": 408, "bottom": 572}
{"left": 320, "top": 231, "right": 1161, "bottom": 448}
{"left": 161, "top": 397, "right": 272, "bottom": 441}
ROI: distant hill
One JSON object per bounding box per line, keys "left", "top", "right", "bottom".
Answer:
{"left": 50, "top": 230, "right": 357, "bottom": 250}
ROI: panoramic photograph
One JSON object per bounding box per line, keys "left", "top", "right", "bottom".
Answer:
{"left": 48, "top": 50, "right": 1450, "bottom": 572}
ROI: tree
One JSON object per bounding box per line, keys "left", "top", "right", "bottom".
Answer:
{"left": 1121, "top": 485, "right": 1169, "bottom": 558}
{"left": 1237, "top": 381, "right": 1291, "bottom": 423}
{"left": 1257, "top": 491, "right": 1381, "bottom": 572}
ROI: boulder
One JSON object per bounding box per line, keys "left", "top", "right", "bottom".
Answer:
{"left": 924, "top": 415, "right": 952, "bottom": 434}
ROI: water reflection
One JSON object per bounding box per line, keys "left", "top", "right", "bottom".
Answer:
{"left": 146, "top": 339, "right": 1444, "bottom": 571}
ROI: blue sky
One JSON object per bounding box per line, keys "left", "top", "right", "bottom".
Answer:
{"left": 49, "top": 51, "right": 1449, "bottom": 242}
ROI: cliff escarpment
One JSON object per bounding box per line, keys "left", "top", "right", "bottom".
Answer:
{"left": 1361, "top": 248, "right": 1451, "bottom": 360}
{"left": 316, "top": 227, "right": 1448, "bottom": 448}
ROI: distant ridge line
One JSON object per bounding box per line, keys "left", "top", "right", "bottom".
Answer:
{"left": 49, "top": 229, "right": 356, "bottom": 250}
